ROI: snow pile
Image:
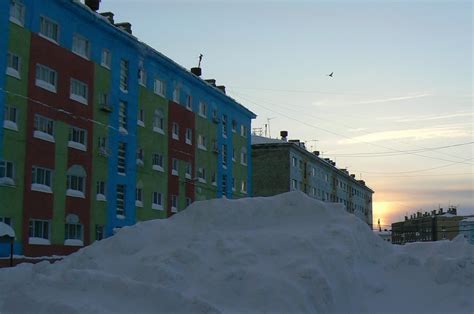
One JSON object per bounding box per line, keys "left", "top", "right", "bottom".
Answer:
{"left": 0, "top": 192, "right": 473, "bottom": 313}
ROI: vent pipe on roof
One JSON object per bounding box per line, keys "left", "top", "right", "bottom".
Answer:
{"left": 100, "top": 12, "right": 114, "bottom": 23}
{"left": 313, "top": 151, "right": 320, "bottom": 156}
{"left": 217, "top": 85, "right": 226, "bottom": 94}
{"left": 191, "top": 67, "right": 202, "bottom": 76}
{"left": 115, "top": 22, "right": 132, "bottom": 34}
{"left": 280, "top": 131, "right": 288, "bottom": 141}
{"left": 85, "top": 0, "right": 101, "bottom": 11}
{"left": 205, "top": 79, "right": 216, "bottom": 87}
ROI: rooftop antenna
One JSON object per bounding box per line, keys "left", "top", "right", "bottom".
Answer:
{"left": 198, "top": 54, "right": 203, "bottom": 68}
{"left": 267, "top": 117, "right": 276, "bottom": 138}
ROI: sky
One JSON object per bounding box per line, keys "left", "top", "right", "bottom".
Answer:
{"left": 99, "top": 0, "right": 473, "bottom": 227}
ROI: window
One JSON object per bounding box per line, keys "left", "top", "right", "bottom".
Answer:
{"left": 68, "top": 127, "right": 87, "bottom": 151}
{"left": 72, "top": 34, "right": 90, "bottom": 59}
{"left": 241, "top": 147, "right": 248, "bottom": 166}
{"left": 31, "top": 166, "right": 52, "bottom": 193}
{"left": 222, "top": 114, "right": 227, "bottom": 137}
{"left": 120, "top": 59, "right": 129, "bottom": 92}
{"left": 232, "top": 178, "right": 236, "bottom": 191}
{"left": 101, "top": 49, "right": 111, "bottom": 68}
{"left": 35, "top": 64, "right": 57, "bottom": 92}
{"left": 96, "top": 181, "right": 106, "bottom": 201}
{"left": 186, "top": 197, "right": 192, "bottom": 207}
{"left": 185, "top": 128, "right": 192, "bottom": 145}
{"left": 0, "top": 217, "right": 12, "bottom": 226}
{"left": 222, "top": 145, "right": 227, "bottom": 167}
{"left": 171, "top": 195, "right": 178, "bottom": 212}
{"left": 222, "top": 174, "right": 227, "bottom": 195}
{"left": 66, "top": 165, "right": 86, "bottom": 198}
{"left": 97, "top": 136, "right": 109, "bottom": 157}
{"left": 232, "top": 120, "right": 237, "bottom": 133}
{"left": 311, "top": 167, "right": 316, "bottom": 177}
{"left": 116, "top": 184, "right": 125, "bottom": 217}
{"left": 198, "top": 102, "right": 207, "bottom": 117}
{"left": 119, "top": 101, "right": 127, "bottom": 133}
{"left": 241, "top": 180, "right": 247, "bottom": 194}
{"left": 291, "top": 179, "right": 298, "bottom": 190}
{"left": 292, "top": 157, "right": 297, "bottom": 167}
{"left": 172, "top": 158, "right": 179, "bottom": 176}
{"left": 172, "top": 122, "right": 179, "bottom": 140}
{"left": 3, "top": 104, "right": 18, "bottom": 131}
{"left": 6, "top": 52, "right": 20, "bottom": 79}
{"left": 137, "top": 108, "right": 145, "bottom": 127}
{"left": 95, "top": 225, "right": 104, "bottom": 241}
{"left": 152, "top": 192, "right": 163, "bottom": 210}
{"left": 135, "top": 183, "right": 143, "bottom": 207}
{"left": 211, "top": 172, "right": 217, "bottom": 186}
{"left": 39, "top": 16, "right": 59, "bottom": 43}
{"left": 136, "top": 147, "right": 144, "bottom": 166}
{"left": 240, "top": 124, "right": 248, "bottom": 137}
{"left": 118, "top": 142, "right": 126, "bottom": 174}
{"left": 10, "top": 0, "right": 25, "bottom": 26}
{"left": 212, "top": 108, "right": 218, "bottom": 122}
{"left": 173, "top": 87, "right": 180, "bottom": 103}
{"left": 197, "top": 167, "right": 206, "bottom": 183}
{"left": 153, "top": 109, "right": 164, "bottom": 133}
{"left": 0, "top": 160, "right": 15, "bottom": 186}
{"left": 211, "top": 139, "right": 218, "bottom": 153}
{"left": 232, "top": 148, "right": 236, "bottom": 162}
{"left": 197, "top": 134, "right": 207, "bottom": 150}
{"left": 138, "top": 65, "right": 146, "bottom": 87}
{"left": 154, "top": 78, "right": 165, "bottom": 97}
{"left": 185, "top": 93, "right": 192, "bottom": 110}
{"left": 185, "top": 162, "right": 192, "bottom": 179}
{"left": 33, "top": 115, "right": 54, "bottom": 142}
{"left": 29, "top": 220, "right": 50, "bottom": 244}
{"left": 70, "top": 79, "right": 88, "bottom": 105}
{"left": 65, "top": 223, "right": 83, "bottom": 243}
{"left": 152, "top": 153, "right": 164, "bottom": 171}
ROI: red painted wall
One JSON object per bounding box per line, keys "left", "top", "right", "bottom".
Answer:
{"left": 22, "top": 34, "right": 94, "bottom": 256}
{"left": 167, "top": 101, "right": 195, "bottom": 217}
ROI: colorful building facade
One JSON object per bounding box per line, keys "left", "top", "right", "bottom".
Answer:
{"left": 0, "top": 0, "right": 256, "bottom": 257}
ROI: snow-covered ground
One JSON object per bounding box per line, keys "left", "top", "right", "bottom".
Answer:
{"left": 0, "top": 192, "right": 473, "bottom": 313}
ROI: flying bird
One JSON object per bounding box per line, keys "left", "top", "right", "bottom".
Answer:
{"left": 327, "top": 72, "right": 334, "bottom": 77}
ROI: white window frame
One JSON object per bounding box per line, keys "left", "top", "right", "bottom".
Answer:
{"left": 138, "top": 66, "right": 147, "bottom": 87}
{"left": 152, "top": 153, "right": 164, "bottom": 172}
{"left": 119, "top": 101, "right": 127, "bottom": 134}
{"left": 173, "top": 87, "right": 180, "bottom": 103}
{"left": 240, "top": 147, "right": 248, "bottom": 166}
{"left": 185, "top": 128, "right": 192, "bottom": 145}
{"left": 198, "top": 102, "right": 207, "bottom": 118}
{"left": 117, "top": 142, "right": 126, "bottom": 174}
{"left": 241, "top": 180, "right": 247, "bottom": 194}
{"left": 66, "top": 166, "right": 86, "bottom": 198}
{"left": 96, "top": 180, "right": 106, "bottom": 201}
{"left": 135, "top": 185, "right": 143, "bottom": 207}
{"left": 72, "top": 34, "right": 90, "bottom": 59}
{"left": 28, "top": 219, "right": 51, "bottom": 245}
{"left": 291, "top": 179, "right": 298, "bottom": 190}
{"left": 222, "top": 114, "right": 227, "bottom": 138}
{"left": 171, "top": 158, "right": 179, "bottom": 176}
{"left": 137, "top": 108, "right": 145, "bottom": 127}
{"left": 33, "top": 114, "right": 55, "bottom": 143}
{"left": 31, "top": 166, "right": 53, "bottom": 193}
{"left": 68, "top": 126, "right": 87, "bottom": 151}
{"left": 70, "top": 78, "right": 88, "bottom": 105}
{"left": 172, "top": 122, "right": 179, "bottom": 140}
{"left": 35, "top": 64, "right": 57, "bottom": 93}
{"left": 39, "top": 16, "right": 59, "bottom": 44}
{"left": 197, "top": 134, "right": 207, "bottom": 151}
{"left": 222, "top": 144, "right": 227, "bottom": 167}
{"left": 153, "top": 109, "right": 165, "bottom": 134}
{"left": 152, "top": 192, "right": 163, "bottom": 210}
{"left": 240, "top": 124, "right": 248, "bottom": 137}
{"left": 0, "top": 160, "right": 15, "bottom": 186}
{"left": 120, "top": 59, "right": 129, "bottom": 93}
{"left": 101, "top": 49, "right": 111, "bottom": 69}
{"left": 185, "top": 93, "right": 192, "bottom": 111}
{"left": 3, "top": 104, "right": 18, "bottom": 131}
{"left": 185, "top": 162, "right": 192, "bottom": 180}
{"left": 64, "top": 223, "right": 84, "bottom": 246}
{"left": 136, "top": 147, "right": 144, "bottom": 166}
{"left": 197, "top": 167, "right": 206, "bottom": 183}
{"left": 6, "top": 52, "right": 21, "bottom": 79}
{"left": 171, "top": 195, "right": 178, "bottom": 213}
{"left": 232, "top": 120, "right": 237, "bottom": 133}
{"left": 9, "top": 0, "right": 25, "bottom": 27}
{"left": 116, "top": 184, "right": 126, "bottom": 218}
{"left": 154, "top": 78, "right": 165, "bottom": 97}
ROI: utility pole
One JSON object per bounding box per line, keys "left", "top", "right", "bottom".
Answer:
{"left": 266, "top": 117, "right": 276, "bottom": 138}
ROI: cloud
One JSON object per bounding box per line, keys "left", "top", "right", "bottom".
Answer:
{"left": 351, "top": 93, "right": 431, "bottom": 105}
{"left": 348, "top": 127, "right": 368, "bottom": 132}
{"left": 395, "top": 112, "right": 473, "bottom": 123}
{"left": 339, "top": 125, "right": 471, "bottom": 144}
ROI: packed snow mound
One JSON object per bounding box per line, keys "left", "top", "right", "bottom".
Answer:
{"left": 0, "top": 192, "right": 473, "bottom": 313}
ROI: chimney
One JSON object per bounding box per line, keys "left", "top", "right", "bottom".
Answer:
{"left": 100, "top": 12, "right": 114, "bottom": 23}
{"left": 313, "top": 151, "right": 320, "bottom": 156}
{"left": 350, "top": 174, "right": 355, "bottom": 178}
{"left": 85, "top": 0, "right": 100, "bottom": 11}
{"left": 115, "top": 22, "right": 132, "bottom": 34}
{"left": 191, "top": 67, "right": 202, "bottom": 77}
{"left": 438, "top": 208, "right": 444, "bottom": 215}
{"left": 280, "top": 131, "right": 288, "bottom": 141}
{"left": 217, "top": 85, "right": 226, "bottom": 94}
{"left": 205, "top": 79, "right": 216, "bottom": 87}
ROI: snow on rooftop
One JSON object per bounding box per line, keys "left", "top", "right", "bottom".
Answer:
{"left": 251, "top": 135, "right": 286, "bottom": 145}
{"left": 0, "top": 222, "right": 14, "bottom": 238}
{"left": 461, "top": 217, "right": 474, "bottom": 223}
{"left": 0, "top": 192, "right": 473, "bottom": 313}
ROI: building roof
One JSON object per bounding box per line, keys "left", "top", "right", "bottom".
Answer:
{"left": 252, "top": 136, "right": 374, "bottom": 193}
{"left": 70, "top": 0, "right": 257, "bottom": 119}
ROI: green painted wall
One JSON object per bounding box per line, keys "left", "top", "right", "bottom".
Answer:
{"left": 51, "top": 121, "right": 68, "bottom": 244}
{"left": 0, "top": 23, "right": 31, "bottom": 243}
{"left": 194, "top": 116, "right": 218, "bottom": 201}
{"left": 135, "top": 86, "right": 168, "bottom": 220}
{"left": 232, "top": 130, "right": 248, "bottom": 198}
{"left": 89, "top": 64, "right": 111, "bottom": 241}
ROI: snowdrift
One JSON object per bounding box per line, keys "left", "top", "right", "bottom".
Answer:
{"left": 0, "top": 192, "right": 473, "bottom": 313}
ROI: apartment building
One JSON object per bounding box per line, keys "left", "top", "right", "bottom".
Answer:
{"left": 252, "top": 133, "right": 374, "bottom": 226}
{"left": 0, "top": 0, "right": 256, "bottom": 257}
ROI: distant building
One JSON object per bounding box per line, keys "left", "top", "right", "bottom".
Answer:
{"left": 252, "top": 132, "right": 374, "bottom": 227}
{"left": 374, "top": 229, "right": 392, "bottom": 243}
{"left": 391, "top": 207, "right": 465, "bottom": 244}
{"left": 459, "top": 217, "right": 474, "bottom": 245}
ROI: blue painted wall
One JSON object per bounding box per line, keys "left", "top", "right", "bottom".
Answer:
{"left": 0, "top": 1, "right": 10, "bottom": 160}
